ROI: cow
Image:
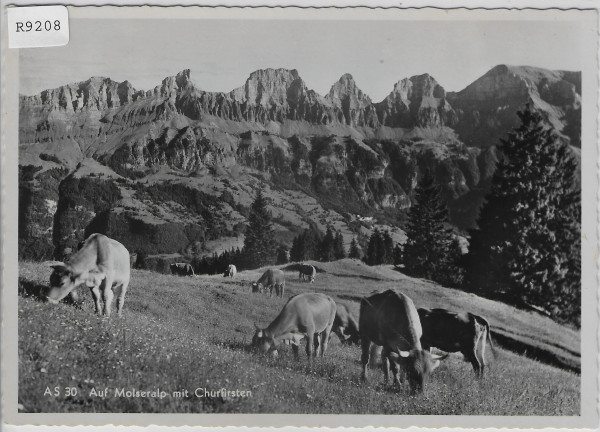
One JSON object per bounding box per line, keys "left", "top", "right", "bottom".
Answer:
{"left": 298, "top": 264, "right": 316, "bottom": 283}
{"left": 252, "top": 269, "right": 285, "bottom": 297}
{"left": 223, "top": 264, "right": 237, "bottom": 278}
{"left": 170, "top": 262, "right": 195, "bottom": 276}
{"left": 359, "top": 289, "right": 446, "bottom": 394}
{"left": 46, "top": 234, "right": 131, "bottom": 317}
{"left": 418, "top": 308, "right": 495, "bottom": 377}
{"left": 252, "top": 293, "right": 336, "bottom": 359}
{"left": 332, "top": 303, "right": 360, "bottom": 345}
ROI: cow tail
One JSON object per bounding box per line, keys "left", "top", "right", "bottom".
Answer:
{"left": 475, "top": 315, "right": 496, "bottom": 357}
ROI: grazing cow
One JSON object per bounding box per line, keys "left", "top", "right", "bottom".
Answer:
{"left": 252, "top": 293, "right": 336, "bottom": 359}
{"left": 46, "top": 234, "right": 130, "bottom": 317}
{"left": 359, "top": 289, "right": 446, "bottom": 394}
{"left": 170, "top": 263, "right": 195, "bottom": 276}
{"left": 332, "top": 303, "right": 360, "bottom": 345}
{"left": 298, "top": 264, "right": 316, "bottom": 283}
{"left": 418, "top": 308, "right": 495, "bottom": 377}
{"left": 223, "top": 264, "right": 237, "bottom": 278}
{"left": 252, "top": 269, "right": 285, "bottom": 297}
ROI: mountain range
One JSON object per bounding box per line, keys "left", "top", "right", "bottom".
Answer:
{"left": 18, "top": 64, "right": 581, "bottom": 264}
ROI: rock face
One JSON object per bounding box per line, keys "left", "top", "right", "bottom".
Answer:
{"left": 448, "top": 65, "right": 581, "bottom": 147}
{"left": 18, "top": 65, "right": 581, "bottom": 260}
{"left": 375, "top": 74, "right": 458, "bottom": 128}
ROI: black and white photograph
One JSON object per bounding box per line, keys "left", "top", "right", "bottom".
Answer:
{"left": 2, "top": 4, "right": 598, "bottom": 428}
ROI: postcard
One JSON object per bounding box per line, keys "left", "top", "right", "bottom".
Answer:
{"left": 1, "top": 3, "right": 598, "bottom": 429}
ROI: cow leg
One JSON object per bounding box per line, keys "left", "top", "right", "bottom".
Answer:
{"left": 90, "top": 284, "right": 102, "bottom": 315}
{"left": 361, "top": 339, "right": 372, "bottom": 381}
{"left": 101, "top": 277, "right": 115, "bottom": 316}
{"left": 116, "top": 279, "right": 129, "bottom": 317}
{"left": 321, "top": 327, "right": 332, "bottom": 357}
{"left": 465, "top": 349, "right": 482, "bottom": 376}
{"left": 313, "top": 333, "right": 321, "bottom": 356}
{"left": 305, "top": 333, "right": 315, "bottom": 359}
{"left": 292, "top": 343, "right": 300, "bottom": 359}
{"left": 381, "top": 347, "right": 391, "bottom": 386}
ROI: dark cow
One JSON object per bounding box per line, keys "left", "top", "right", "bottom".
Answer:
{"left": 170, "top": 263, "right": 195, "bottom": 276}
{"left": 252, "top": 293, "right": 336, "bottom": 359}
{"left": 418, "top": 308, "right": 495, "bottom": 377}
{"left": 332, "top": 303, "right": 360, "bottom": 345}
{"left": 298, "top": 264, "right": 316, "bottom": 283}
{"left": 46, "top": 234, "right": 130, "bottom": 317}
{"left": 359, "top": 289, "right": 446, "bottom": 394}
{"left": 252, "top": 269, "right": 285, "bottom": 297}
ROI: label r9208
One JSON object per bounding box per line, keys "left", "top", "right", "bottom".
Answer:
{"left": 16, "top": 20, "right": 61, "bottom": 32}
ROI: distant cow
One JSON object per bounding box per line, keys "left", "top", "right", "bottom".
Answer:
{"left": 332, "top": 303, "right": 360, "bottom": 345}
{"left": 299, "top": 264, "right": 316, "bottom": 283}
{"left": 359, "top": 289, "right": 446, "bottom": 394}
{"left": 224, "top": 264, "right": 237, "bottom": 278}
{"left": 170, "top": 263, "right": 195, "bottom": 276}
{"left": 418, "top": 308, "right": 495, "bottom": 377}
{"left": 46, "top": 234, "right": 131, "bottom": 317}
{"left": 252, "top": 269, "right": 285, "bottom": 297}
{"left": 252, "top": 293, "right": 336, "bottom": 359}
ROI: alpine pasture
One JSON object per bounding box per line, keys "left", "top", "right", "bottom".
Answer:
{"left": 18, "top": 259, "right": 579, "bottom": 414}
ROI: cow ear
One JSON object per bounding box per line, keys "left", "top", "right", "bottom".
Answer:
{"left": 431, "top": 353, "right": 449, "bottom": 361}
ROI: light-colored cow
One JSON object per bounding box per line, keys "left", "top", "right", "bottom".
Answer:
{"left": 170, "top": 262, "right": 195, "bottom": 276}
{"left": 299, "top": 264, "right": 316, "bottom": 283}
{"left": 418, "top": 308, "right": 495, "bottom": 377}
{"left": 46, "top": 234, "right": 130, "bottom": 317}
{"left": 252, "top": 293, "right": 337, "bottom": 359}
{"left": 252, "top": 268, "right": 285, "bottom": 297}
{"left": 359, "top": 289, "right": 447, "bottom": 394}
{"left": 224, "top": 264, "right": 237, "bottom": 278}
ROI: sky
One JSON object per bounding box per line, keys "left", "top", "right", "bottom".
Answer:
{"left": 20, "top": 18, "right": 582, "bottom": 101}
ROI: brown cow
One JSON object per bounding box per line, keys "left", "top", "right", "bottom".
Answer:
{"left": 252, "top": 268, "right": 285, "bottom": 297}
{"left": 252, "top": 293, "right": 336, "bottom": 359}
{"left": 46, "top": 234, "right": 131, "bottom": 317}
{"left": 359, "top": 290, "right": 446, "bottom": 393}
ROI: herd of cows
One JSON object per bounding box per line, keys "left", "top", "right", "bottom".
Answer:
{"left": 42, "top": 234, "right": 495, "bottom": 394}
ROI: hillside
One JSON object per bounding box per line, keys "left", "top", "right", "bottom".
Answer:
{"left": 18, "top": 259, "right": 579, "bottom": 414}
{"left": 18, "top": 65, "right": 581, "bottom": 261}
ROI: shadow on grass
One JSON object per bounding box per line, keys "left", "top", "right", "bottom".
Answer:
{"left": 18, "top": 277, "right": 83, "bottom": 307}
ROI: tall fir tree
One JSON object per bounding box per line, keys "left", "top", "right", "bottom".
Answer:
{"left": 464, "top": 105, "right": 580, "bottom": 323}
{"left": 242, "top": 189, "right": 276, "bottom": 269}
{"left": 349, "top": 237, "right": 361, "bottom": 259}
{"left": 319, "top": 227, "right": 336, "bottom": 262}
{"left": 403, "top": 172, "right": 458, "bottom": 283}
{"left": 334, "top": 232, "right": 346, "bottom": 260}
{"left": 290, "top": 229, "right": 320, "bottom": 262}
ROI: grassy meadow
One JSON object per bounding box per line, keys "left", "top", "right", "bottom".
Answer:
{"left": 18, "top": 259, "right": 580, "bottom": 414}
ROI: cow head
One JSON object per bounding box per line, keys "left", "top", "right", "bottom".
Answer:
{"left": 251, "top": 282, "right": 263, "bottom": 293}
{"left": 47, "top": 263, "right": 104, "bottom": 304}
{"left": 252, "top": 324, "right": 276, "bottom": 355}
{"left": 389, "top": 349, "right": 447, "bottom": 394}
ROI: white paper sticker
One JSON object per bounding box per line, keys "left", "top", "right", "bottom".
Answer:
{"left": 7, "top": 6, "right": 69, "bottom": 49}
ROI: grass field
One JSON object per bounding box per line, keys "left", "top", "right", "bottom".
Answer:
{"left": 18, "top": 259, "right": 580, "bottom": 414}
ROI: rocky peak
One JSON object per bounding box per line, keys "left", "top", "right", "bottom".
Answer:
{"left": 376, "top": 73, "right": 454, "bottom": 128}
{"left": 231, "top": 68, "right": 304, "bottom": 106}
{"left": 326, "top": 73, "right": 378, "bottom": 127}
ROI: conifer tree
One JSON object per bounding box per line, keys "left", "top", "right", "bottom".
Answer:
{"left": 403, "top": 172, "right": 456, "bottom": 282}
{"left": 276, "top": 246, "right": 289, "bottom": 265}
{"left": 349, "top": 237, "right": 361, "bottom": 259}
{"left": 242, "top": 189, "right": 276, "bottom": 269}
{"left": 319, "top": 226, "right": 336, "bottom": 262}
{"left": 334, "top": 232, "right": 346, "bottom": 260}
{"left": 465, "top": 105, "right": 580, "bottom": 323}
